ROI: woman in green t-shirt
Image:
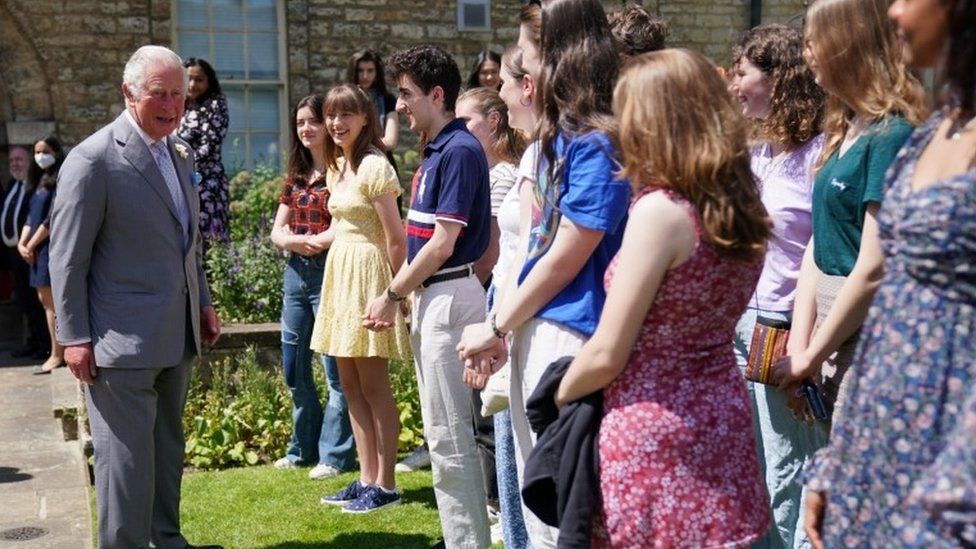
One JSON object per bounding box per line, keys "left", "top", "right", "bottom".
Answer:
{"left": 772, "top": 0, "right": 928, "bottom": 421}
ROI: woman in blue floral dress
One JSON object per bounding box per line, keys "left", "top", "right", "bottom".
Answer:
{"left": 178, "top": 57, "right": 229, "bottom": 246}
{"left": 804, "top": 0, "right": 976, "bottom": 546}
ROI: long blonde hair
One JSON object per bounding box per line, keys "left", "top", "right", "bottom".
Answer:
{"left": 805, "top": 0, "right": 928, "bottom": 166}
{"left": 456, "top": 87, "right": 526, "bottom": 165}
{"left": 614, "top": 49, "right": 770, "bottom": 263}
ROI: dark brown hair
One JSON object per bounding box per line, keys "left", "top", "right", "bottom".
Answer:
{"left": 519, "top": 3, "right": 542, "bottom": 47}
{"left": 615, "top": 49, "right": 771, "bottom": 262}
{"left": 346, "top": 50, "right": 389, "bottom": 96}
{"left": 387, "top": 44, "right": 462, "bottom": 112}
{"left": 284, "top": 94, "right": 323, "bottom": 193}
{"left": 536, "top": 0, "right": 619, "bottom": 221}
{"left": 457, "top": 87, "right": 526, "bottom": 165}
{"left": 732, "top": 24, "right": 825, "bottom": 148}
{"left": 322, "top": 84, "right": 385, "bottom": 173}
{"left": 943, "top": 0, "right": 976, "bottom": 117}
{"left": 608, "top": 4, "right": 669, "bottom": 57}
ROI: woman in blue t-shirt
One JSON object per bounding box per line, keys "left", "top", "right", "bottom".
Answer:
{"left": 457, "top": 1, "right": 630, "bottom": 546}
{"left": 773, "top": 0, "right": 927, "bottom": 421}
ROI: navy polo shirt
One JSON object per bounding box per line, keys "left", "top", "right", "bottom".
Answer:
{"left": 406, "top": 118, "right": 490, "bottom": 268}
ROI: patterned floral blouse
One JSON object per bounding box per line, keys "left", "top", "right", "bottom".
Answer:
{"left": 278, "top": 173, "right": 332, "bottom": 236}
{"left": 806, "top": 109, "right": 976, "bottom": 547}
{"left": 178, "top": 93, "right": 229, "bottom": 243}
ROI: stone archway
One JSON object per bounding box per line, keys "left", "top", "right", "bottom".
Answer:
{"left": 0, "top": 2, "right": 55, "bottom": 148}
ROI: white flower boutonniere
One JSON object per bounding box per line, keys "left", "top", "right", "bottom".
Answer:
{"left": 175, "top": 143, "right": 189, "bottom": 160}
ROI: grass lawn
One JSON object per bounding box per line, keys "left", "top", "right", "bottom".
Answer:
{"left": 179, "top": 466, "right": 444, "bottom": 548}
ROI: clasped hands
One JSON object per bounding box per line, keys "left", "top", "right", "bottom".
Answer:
{"left": 456, "top": 322, "right": 508, "bottom": 390}
{"left": 770, "top": 349, "right": 823, "bottom": 422}
{"left": 280, "top": 224, "right": 329, "bottom": 257}
{"left": 362, "top": 292, "right": 410, "bottom": 332}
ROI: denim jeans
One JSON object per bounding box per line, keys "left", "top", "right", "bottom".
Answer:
{"left": 486, "top": 286, "right": 530, "bottom": 549}
{"left": 281, "top": 253, "right": 356, "bottom": 470}
{"left": 734, "top": 307, "right": 827, "bottom": 549}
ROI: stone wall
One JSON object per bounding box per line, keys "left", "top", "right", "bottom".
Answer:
{"left": 0, "top": 0, "right": 809, "bottom": 152}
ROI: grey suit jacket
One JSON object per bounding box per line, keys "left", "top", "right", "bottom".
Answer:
{"left": 50, "top": 113, "right": 212, "bottom": 368}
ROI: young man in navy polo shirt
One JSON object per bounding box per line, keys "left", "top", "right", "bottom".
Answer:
{"left": 363, "top": 44, "right": 492, "bottom": 547}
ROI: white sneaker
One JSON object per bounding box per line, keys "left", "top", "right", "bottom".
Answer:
{"left": 273, "top": 457, "right": 298, "bottom": 469}
{"left": 395, "top": 446, "right": 431, "bottom": 472}
{"left": 308, "top": 463, "right": 341, "bottom": 479}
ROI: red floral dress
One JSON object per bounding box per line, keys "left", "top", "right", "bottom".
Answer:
{"left": 597, "top": 187, "right": 770, "bottom": 548}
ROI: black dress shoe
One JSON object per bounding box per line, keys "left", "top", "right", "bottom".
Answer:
{"left": 10, "top": 345, "right": 39, "bottom": 358}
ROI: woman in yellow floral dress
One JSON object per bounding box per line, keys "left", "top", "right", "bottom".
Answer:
{"left": 310, "top": 84, "right": 410, "bottom": 513}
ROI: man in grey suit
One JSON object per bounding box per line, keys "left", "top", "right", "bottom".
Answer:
{"left": 50, "top": 45, "right": 222, "bottom": 549}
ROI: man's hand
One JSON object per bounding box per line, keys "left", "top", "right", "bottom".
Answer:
{"left": 200, "top": 305, "right": 221, "bottom": 346}
{"left": 363, "top": 293, "right": 398, "bottom": 332}
{"left": 65, "top": 343, "right": 97, "bottom": 385}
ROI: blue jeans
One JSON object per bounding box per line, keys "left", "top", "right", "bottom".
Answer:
{"left": 281, "top": 253, "right": 356, "bottom": 470}
{"left": 734, "top": 307, "right": 827, "bottom": 549}
{"left": 487, "top": 285, "right": 530, "bottom": 548}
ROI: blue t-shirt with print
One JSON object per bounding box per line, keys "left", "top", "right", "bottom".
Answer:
{"left": 518, "top": 130, "right": 631, "bottom": 337}
{"left": 406, "top": 118, "right": 490, "bottom": 267}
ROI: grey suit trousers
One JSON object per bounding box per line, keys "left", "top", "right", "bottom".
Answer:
{"left": 87, "top": 342, "right": 194, "bottom": 549}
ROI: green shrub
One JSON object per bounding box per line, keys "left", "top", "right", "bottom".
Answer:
{"left": 184, "top": 347, "right": 292, "bottom": 470}
{"left": 227, "top": 167, "right": 283, "bottom": 242}
{"left": 184, "top": 349, "right": 426, "bottom": 471}
{"left": 389, "top": 359, "right": 424, "bottom": 450}
{"left": 205, "top": 233, "right": 284, "bottom": 324}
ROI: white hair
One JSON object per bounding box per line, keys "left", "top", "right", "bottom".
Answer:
{"left": 123, "top": 45, "right": 187, "bottom": 97}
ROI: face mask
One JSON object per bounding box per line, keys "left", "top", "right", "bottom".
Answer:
{"left": 35, "top": 153, "right": 56, "bottom": 170}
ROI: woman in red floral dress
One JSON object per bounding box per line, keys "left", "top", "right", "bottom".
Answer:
{"left": 556, "top": 49, "right": 772, "bottom": 548}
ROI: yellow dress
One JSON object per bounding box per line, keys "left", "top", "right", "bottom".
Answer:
{"left": 309, "top": 154, "right": 410, "bottom": 360}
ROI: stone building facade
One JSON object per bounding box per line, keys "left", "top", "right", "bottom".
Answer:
{"left": 0, "top": 0, "right": 806, "bottom": 171}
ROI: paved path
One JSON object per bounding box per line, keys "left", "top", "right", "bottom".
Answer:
{"left": 0, "top": 346, "right": 92, "bottom": 549}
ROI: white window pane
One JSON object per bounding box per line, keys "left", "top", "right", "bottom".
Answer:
{"left": 225, "top": 131, "right": 248, "bottom": 172}
{"left": 178, "top": 32, "right": 211, "bottom": 64}
{"left": 250, "top": 132, "right": 280, "bottom": 170}
{"left": 248, "top": 0, "right": 277, "bottom": 31}
{"left": 214, "top": 32, "right": 245, "bottom": 81}
{"left": 212, "top": 0, "right": 244, "bottom": 30}
{"left": 248, "top": 87, "right": 280, "bottom": 132}
{"left": 224, "top": 87, "right": 246, "bottom": 132}
{"left": 248, "top": 34, "right": 278, "bottom": 80}
{"left": 178, "top": 0, "right": 209, "bottom": 29}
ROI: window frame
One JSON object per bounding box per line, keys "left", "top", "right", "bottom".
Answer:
{"left": 171, "top": 0, "right": 289, "bottom": 173}
{"left": 457, "top": 0, "right": 491, "bottom": 32}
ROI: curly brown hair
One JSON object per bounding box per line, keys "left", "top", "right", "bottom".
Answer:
{"left": 732, "top": 24, "right": 825, "bottom": 149}
{"left": 608, "top": 4, "right": 669, "bottom": 57}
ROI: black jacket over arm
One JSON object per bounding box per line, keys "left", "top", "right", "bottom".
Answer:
{"left": 521, "top": 356, "right": 603, "bottom": 549}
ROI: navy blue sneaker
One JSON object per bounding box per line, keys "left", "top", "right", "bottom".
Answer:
{"left": 320, "top": 480, "right": 365, "bottom": 506}
{"left": 341, "top": 485, "right": 401, "bottom": 514}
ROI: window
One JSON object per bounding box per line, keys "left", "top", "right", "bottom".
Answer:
{"left": 174, "top": 0, "right": 287, "bottom": 174}
{"left": 458, "top": 0, "right": 491, "bottom": 31}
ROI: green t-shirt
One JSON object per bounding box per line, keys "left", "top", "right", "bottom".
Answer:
{"left": 812, "top": 116, "right": 913, "bottom": 276}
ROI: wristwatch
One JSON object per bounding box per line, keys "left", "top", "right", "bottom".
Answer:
{"left": 489, "top": 313, "right": 507, "bottom": 339}
{"left": 386, "top": 287, "right": 406, "bottom": 302}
